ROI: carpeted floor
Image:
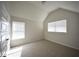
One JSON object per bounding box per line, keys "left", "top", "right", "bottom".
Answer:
{"left": 8, "top": 40, "right": 79, "bottom": 57}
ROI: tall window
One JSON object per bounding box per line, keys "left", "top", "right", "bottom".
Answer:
{"left": 48, "top": 20, "right": 67, "bottom": 32}
{"left": 12, "top": 22, "right": 25, "bottom": 40}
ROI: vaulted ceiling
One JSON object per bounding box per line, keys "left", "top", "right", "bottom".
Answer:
{"left": 8, "top": 1, "right": 79, "bottom": 22}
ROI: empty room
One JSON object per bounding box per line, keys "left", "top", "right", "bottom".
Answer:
{"left": 0, "top": 1, "right": 79, "bottom": 57}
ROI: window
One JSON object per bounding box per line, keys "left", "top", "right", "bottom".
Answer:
{"left": 12, "top": 22, "right": 25, "bottom": 40}
{"left": 48, "top": 20, "right": 67, "bottom": 32}
{"left": 48, "top": 22, "right": 56, "bottom": 32}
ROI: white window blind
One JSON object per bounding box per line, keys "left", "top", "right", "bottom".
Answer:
{"left": 48, "top": 22, "right": 56, "bottom": 32}
{"left": 48, "top": 20, "right": 67, "bottom": 32}
{"left": 12, "top": 22, "right": 25, "bottom": 40}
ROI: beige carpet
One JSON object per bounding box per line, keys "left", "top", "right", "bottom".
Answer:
{"left": 8, "top": 40, "right": 79, "bottom": 57}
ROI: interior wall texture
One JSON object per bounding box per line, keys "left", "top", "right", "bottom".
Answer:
{"left": 10, "top": 16, "right": 43, "bottom": 47}
{"left": 44, "top": 8, "right": 79, "bottom": 50}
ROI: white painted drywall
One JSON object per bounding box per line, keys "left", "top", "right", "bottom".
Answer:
{"left": 8, "top": 2, "right": 46, "bottom": 22}
{"left": 10, "top": 16, "right": 43, "bottom": 47}
{"left": 44, "top": 8, "right": 79, "bottom": 50}
{"left": 8, "top": 1, "right": 79, "bottom": 23}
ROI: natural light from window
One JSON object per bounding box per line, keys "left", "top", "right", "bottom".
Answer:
{"left": 48, "top": 20, "right": 67, "bottom": 32}
{"left": 12, "top": 22, "right": 25, "bottom": 40}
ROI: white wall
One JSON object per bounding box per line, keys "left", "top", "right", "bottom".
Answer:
{"left": 9, "top": 2, "right": 46, "bottom": 22}
{"left": 44, "top": 8, "right": 79, "bottom": 50}
{"left": 10, "top": 16, "right": 43, "bottom": 47}
{"left": 8, "top": 1, "right": 79, "bottom": 23}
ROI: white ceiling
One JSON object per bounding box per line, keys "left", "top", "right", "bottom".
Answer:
{"left": 8, "top": 1, "right": 79, "bottom": 22}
